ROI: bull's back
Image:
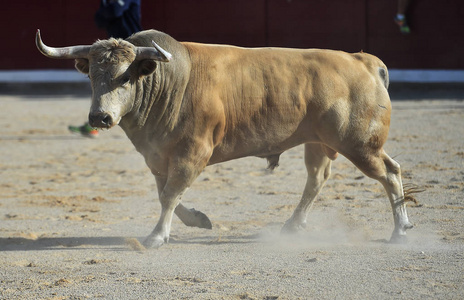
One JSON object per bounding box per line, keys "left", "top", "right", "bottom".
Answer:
{"left": 183, "top": 43, "right": 390, "bottom": 162}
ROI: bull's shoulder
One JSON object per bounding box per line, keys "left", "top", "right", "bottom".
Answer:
{"left": 181, "top": 42, "right": 248, "bottom": 62}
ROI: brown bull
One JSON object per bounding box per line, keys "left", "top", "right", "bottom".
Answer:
{"left": 36, "top": 29, "right": 413, "bottom": 248}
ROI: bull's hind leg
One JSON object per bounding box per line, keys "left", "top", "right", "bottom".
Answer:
{"left": 281, "top": 143, "right": 333, "bottom": 233}
{"left": 349, "top": 150, "right": 413, "bottom": 243}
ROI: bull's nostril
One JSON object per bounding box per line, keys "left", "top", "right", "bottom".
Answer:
{"left": 102, "top": 114, "right": 112, "bottom": 126}
{"left": 89, "top": 113, "right": 113, "bottom": 128}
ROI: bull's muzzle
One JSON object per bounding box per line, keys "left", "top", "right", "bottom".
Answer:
{"left": 89, "top": 112, "right": 114, "bottom": 129}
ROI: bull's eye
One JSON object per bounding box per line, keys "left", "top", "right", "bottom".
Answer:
{"left": 121, "top": 75, "right": 131, "bottom": 86}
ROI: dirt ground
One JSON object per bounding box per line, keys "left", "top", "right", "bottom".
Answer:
{"left": 0, "top": 89, "right": 463, "bottom": 299}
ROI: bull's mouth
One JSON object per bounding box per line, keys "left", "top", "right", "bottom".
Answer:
{"left": 91, "top": 124, "right": 114, "bottom": 130}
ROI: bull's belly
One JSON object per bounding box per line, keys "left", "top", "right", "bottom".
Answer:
{"left": 207, "top": 131, "right": 318, "bottom": 166}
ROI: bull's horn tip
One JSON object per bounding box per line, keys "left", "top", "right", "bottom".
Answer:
{"left": 35, "top": 30, "right": 42, "bottom": 49}
{"left": 36, "top": 29, "right": 42, "bottom": 43}
{"left": 151, "top": 41, "right": 172, "bottom": 61}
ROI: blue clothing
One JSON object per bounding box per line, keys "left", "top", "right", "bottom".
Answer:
{"left": 95, "top": 0, "right": 142, "bottom": 39}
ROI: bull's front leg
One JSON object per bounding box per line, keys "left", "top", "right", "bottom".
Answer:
{"left": 155, "top": 176, "right": 212, "bottom": 230}
{"left": 143, "top": 159, "right": 207, "bottom": 249}
{"left": 142, "top": 184, "right": 186, "bottom": 249}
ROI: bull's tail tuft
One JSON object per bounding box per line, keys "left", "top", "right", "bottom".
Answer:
{"left": 378, "top": 67, "right": 389, "bottom": 89}
{"left": 403, "top": 183, "right": 425, "bottom": 205}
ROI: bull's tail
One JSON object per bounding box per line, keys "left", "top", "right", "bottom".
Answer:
{"left": 378, "top": 66, "right": 389, "bottom": 90}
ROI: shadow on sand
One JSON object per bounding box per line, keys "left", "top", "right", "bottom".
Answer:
{"left": 0, "top": 234, "right": 261, "bottom": 251}
{"left": 0, "top": 236, "right": 130, "bottom": 251}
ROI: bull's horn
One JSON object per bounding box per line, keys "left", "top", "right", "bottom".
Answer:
{"left": 35, "top": 29, "right": 90, "bottom": 59}
{"left": 135, "top": 41, "right": 172, "bottom": 62}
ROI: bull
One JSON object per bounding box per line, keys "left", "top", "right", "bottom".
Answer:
{"left": 36, "top": 29, "right": 413, "bottom": 248}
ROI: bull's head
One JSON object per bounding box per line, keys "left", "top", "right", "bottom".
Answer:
{"left": 35, "top": 30, "right": 171, "bottom": 129}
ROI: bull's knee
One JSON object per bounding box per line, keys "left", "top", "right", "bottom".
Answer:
{"left": 323, "top": 163, "right": 331, "bottom": 181}
{"left": 310, "top": 162, "right": 331, "bottom": 187}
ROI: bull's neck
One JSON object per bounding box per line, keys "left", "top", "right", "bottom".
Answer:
{"left": 120, "top": 45, "right": 191, "bottom": 139}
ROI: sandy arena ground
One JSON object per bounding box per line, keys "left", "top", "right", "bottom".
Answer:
{"left": 0, "top": 89, "right": 463, "bottom": 299}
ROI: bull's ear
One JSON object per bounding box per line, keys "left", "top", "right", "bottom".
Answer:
{"left": 75, "top": 58, "right": 89, "bottom": 74}
{"left": 138, "top": 59, "right": 157, "bottom": 77}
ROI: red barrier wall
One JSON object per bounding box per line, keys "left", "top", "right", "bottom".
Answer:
{"left": 2, "top": 0, "right": 463, "bottom": 70}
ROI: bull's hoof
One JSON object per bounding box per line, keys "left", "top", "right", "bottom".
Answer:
{"left": 280, "top": 220, "right": 306, "bottom": 235}
{"left": 389, "top": 226, "right": 413, "bottom": 244}
{"left": 176, "top": 207, "right": 213, "bottom": 229}
{"left": 389, "top": 233, "right": 408, "bottom": 244}
{"left": 191, "top": 209, "right": 213, "bottom": 229}
{"left": 403, "top": 222, "right": 414, "bottom": 230}
{"left": 142, "top": 235, "right": 166, "bottom": 249}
